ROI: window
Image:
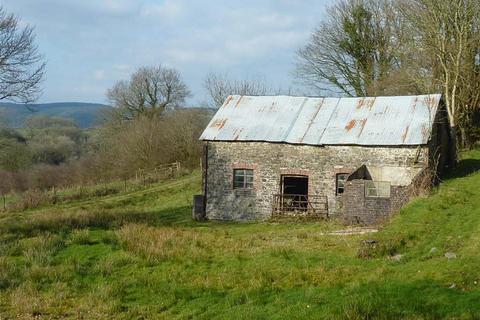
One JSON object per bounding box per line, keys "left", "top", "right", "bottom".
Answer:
{"left": 365, "top": 181, "right": 391, "bottom": 198}
{"left": 336, "top": 173, "right": 349, "bottom": 195}
{"left": 233, "top": 169, "right": 253, "bottom": 189}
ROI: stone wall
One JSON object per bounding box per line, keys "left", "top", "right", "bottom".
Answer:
{"left": 204, "top": 141, "right": 428, "bottom": 221}
{"left": 342, "top": 180, "right": 410, "bottom": 225}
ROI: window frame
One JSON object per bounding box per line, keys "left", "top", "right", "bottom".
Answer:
{"left": 364, "top": 181, "right": 391, "bottom": 198}
{"left": 336, "top": 173, "right": 349, "bottom": 195}
{"left": 233, "top": 169, "right": 254, "bottom": 190}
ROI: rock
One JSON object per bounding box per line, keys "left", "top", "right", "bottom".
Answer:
{"left": 445, "top": 252, "right": 457, "bottom": 259}
{"left": 392, "top": 254, "right": 403, "bottom": 261}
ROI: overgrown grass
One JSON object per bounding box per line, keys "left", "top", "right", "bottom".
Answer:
{"left": 3, "top": 169, "right": 191, "bottom": 212}
{"left": 0, "top": 151, "right": 480, "bottom": 319}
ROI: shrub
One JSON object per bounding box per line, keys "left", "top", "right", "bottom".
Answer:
{"left": 10, "top": 189, "right": 55, "bottom": 211}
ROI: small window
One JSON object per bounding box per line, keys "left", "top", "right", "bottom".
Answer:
{"left": 365, "top": 181, "right": 391, "bottom": 198}
{"left": 336, "top": 173, "right": 349, "bottom": 195}
{"left": 233, "top": 169, "right": 253, "bottom": 189}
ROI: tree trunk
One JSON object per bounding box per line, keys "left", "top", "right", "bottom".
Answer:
{"left": 449, "top": 125, "right": 458, "bottom": 167}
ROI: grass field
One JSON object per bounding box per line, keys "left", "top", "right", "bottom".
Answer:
{"left": 0, "top": 149, "right": 480, "bottom": 319}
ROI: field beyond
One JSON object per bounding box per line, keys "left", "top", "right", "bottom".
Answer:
{"left": 1, "top": 149, "right": 480, "bottom": 319}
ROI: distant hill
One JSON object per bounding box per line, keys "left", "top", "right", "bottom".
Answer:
{"left": 0, "top": 102, "right": 111, "bottom": 128}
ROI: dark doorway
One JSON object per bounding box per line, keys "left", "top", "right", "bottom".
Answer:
{"left": 281, "top": 175, "right": 309, "bottom": 211}
{"left": 282, "top": 176, "right": 308, "bottom": 195}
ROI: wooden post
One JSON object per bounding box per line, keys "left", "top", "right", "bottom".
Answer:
{"left": 52, "top": 186, "right": 57, "bottom": 205}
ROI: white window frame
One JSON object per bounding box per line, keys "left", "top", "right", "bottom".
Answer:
{"left": 336, "top": 173, "right": 349, "bottom": 195}
{"left": 233, "top": 169, "right": 254, "bottom": 189}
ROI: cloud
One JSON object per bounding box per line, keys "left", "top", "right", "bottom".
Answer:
{"left": 1, "top": 0, "right": 331, "bottom": 103}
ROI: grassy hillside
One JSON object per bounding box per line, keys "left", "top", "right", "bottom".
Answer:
{"left": 0, "top": 149, "right": 479, "bottom": 319}
{"left": 0, "top": 102, "right": 110, "bottom": 128}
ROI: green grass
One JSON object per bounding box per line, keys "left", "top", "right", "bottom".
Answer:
{"left": 0, "top": 150, "right": 480, "bottom": 319}
{"left": 3, "top": 170, "right": 190, "bottom": 212}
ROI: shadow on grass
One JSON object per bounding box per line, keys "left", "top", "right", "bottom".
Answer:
{"left": 443, "top": 158, "right": 480, "bottom": 180}
{"left": 333, "top": 280, "right": 480, "bottom": 320}
{"left": 0, "top": 205, "right": 257, "bottom": 237}
{"left": 107, "top": 278, "right": 480, "bottom": 319}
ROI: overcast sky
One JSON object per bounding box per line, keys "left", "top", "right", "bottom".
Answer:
{"left": 2, "top": 0, "right": 331, "bottom": 105}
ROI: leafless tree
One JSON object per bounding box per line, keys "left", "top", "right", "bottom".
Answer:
{"left": 295, "top": 0, "right": 407, "bottom": 96}
{"left": 204, "top": 72, "right": 271, "bottom": 108}
{"left": 401, "top": 0, "right": 480, "bottom": 148}
{"left": 107, "top": 65, "right": 191, "bottom": 119}
{"left": 0, "top": 7, "right": 45, "bottom": 103}
{"left": 97, "top": 109, "right": 210, "bottom": 176}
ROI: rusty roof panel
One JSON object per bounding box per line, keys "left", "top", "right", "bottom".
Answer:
{"left": 200, "top": 94, "right": 442, "bottom": 146}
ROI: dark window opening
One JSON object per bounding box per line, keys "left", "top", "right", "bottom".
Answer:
{"left": 233, "top": 169, "right": 253, "bottom": 189}
{"left": 336, "top": 173, "right": 348, "bottom": 195}
{"left": 281, "top": 175, "right": 308, "bottom": 210}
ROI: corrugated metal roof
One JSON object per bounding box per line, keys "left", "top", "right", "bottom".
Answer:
{"left": 200, "top": 94, "right": 442, "bottom": 146}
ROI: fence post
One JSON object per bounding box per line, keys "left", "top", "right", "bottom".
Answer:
{"left": 52, "top": 185, "right": 57, "bottom": 205}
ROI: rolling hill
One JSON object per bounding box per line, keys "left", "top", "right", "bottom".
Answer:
{"left": 0, "top": 102, "right": 111, "bottom": 128}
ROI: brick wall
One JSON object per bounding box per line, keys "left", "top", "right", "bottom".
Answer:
{"left": 204, "top": 141, "right": 427, "bottom": 221}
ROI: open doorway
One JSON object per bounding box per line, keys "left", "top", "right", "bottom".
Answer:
{"left": 280, "top": 175, "right": 309, "bottom": 211}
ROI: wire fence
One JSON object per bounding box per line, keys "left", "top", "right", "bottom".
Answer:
{"left": 1, "top": 161, "right": 183, "bottom": 212}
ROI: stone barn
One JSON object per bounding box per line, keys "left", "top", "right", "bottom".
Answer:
{"left": 195, "top": 94, "right": 453, "bottom": 225}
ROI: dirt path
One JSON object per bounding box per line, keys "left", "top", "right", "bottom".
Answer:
{"left": 321, "top": 227, "right": 378, "bottom": 236}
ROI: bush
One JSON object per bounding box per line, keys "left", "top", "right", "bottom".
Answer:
{"left": 10, "top": 189, "right": 55, "bottom": 211}
{"left": 97, "top": 109, "right": 211, "bottom": 178}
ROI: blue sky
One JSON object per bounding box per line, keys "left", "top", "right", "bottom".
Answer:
{"left": 2, "top": 0, "right": 331, "bottom": 105}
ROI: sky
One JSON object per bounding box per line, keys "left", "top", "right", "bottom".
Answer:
{"left": 2, "top": 0, "right": 331, "bottom": 105}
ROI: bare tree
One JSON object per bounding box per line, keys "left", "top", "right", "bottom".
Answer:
{"left": 0, "top": 7, "right": 45, "bottom": 103}
{"left": 295, "top": 0, "right": 407, "bottom": 96}
{"left": 401, "top": 0, "right": 480, "bottom": 148}
{"left": 204, "top": 72, "right": 271, "bottom": 108}
{"left": 97, "top": 109, "right": 210, "bottom": 176}
{"left": 107, "top": 65, "right": 190, "bottom": 119}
